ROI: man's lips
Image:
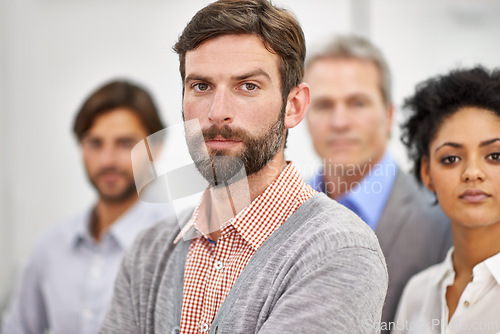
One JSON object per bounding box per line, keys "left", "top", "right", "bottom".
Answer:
{"left": 205, "top": 136, "right": 242, "bottom": 150}
{"left": 459, "top": 189, "right": 491, "bottom": 202}
{"left": 96, "top": 172, "right": 125, "bottom": 183}
{"left": 326, "top": 138, "right": 359, "bottom": 149}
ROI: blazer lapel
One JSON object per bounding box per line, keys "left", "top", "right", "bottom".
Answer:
{"left": 375, "top": 169, "right": 413, "bottom": 256}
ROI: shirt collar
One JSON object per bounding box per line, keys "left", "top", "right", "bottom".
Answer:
{"left": 174, "top": 162, "right": 311, "bottom": 250}
{"left": 432, "top": 247, "right": 500, "bottom": 286}
{"left": 309, "top": 151, "right": 397, "bottom": 230}
{"left": 71, "top": 200, "right": 167, "bottom": 249}
{"left": 110, "top": 201, "right": 167, "bottom": 249}
{"left": 480, "top": 251, "right": 500, "bottom": 285}
{"left": 432, "top": 246, "right": 455, "bottom": 286}
{"left": 71, "top": 207, "right": 93, "bottom": 247}
{"left": 232, "top": 162, "right": 309, "bottom": 250}
{"left": 339, "top": 151, "right": 397, "bottom": 229}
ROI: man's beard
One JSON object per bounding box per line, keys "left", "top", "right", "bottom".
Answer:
{"left": 186, "top": 108, "right": 285, "bottom": 187}
{"left": 88, "top": 168, "right": 137, "bottom": 203}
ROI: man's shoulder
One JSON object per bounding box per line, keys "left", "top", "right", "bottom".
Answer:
{"left": 124, "top": 207, "right": 193, "bottom": 261}
{"left": 33, "top": 210, "right": 88, "bottom": 248}
{"left": 391, "top": 169, "right": 433, "bottom": 205}
{"left": 388, "top": 169, "right": 448, "bottom": 223}
{"left": 288, "top": 193, "right": 384, "bottom": 252}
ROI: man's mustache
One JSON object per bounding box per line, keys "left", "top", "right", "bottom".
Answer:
{"left": 202, "top": 125, "right": 252, "bottom": 142}
{"left": 94, "top": 168, "right": 128, "bottom": 178}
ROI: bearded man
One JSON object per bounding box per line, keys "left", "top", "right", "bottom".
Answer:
{"left": 100, "top": 1, "right": 388, "bottom": 333}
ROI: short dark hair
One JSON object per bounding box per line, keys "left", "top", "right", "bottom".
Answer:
{"left": 73, "top": 80, "right": 165, "bottom": 141}
{"left": 173, "top": 0, "right": 306, "bottom": 102}
{"left": 401, "top": 66, "right": 500, "bottom": 183}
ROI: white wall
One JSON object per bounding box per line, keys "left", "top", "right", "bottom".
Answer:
{"left": 2, "top": 0, "right": 500, "bottom": 310}
{"left": 371, "top": 0, "right": 500, "bottom": 169}
{"left": 0, "top": 0, "right": 13, "bottom": 312}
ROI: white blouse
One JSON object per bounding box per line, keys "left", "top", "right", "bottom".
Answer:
{"left": 392, "top": 247, "right": 500, "bottom": 334}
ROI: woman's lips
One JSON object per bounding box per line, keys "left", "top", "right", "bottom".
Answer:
{"left": 459, "top": 189, "right": 491, "bottom": 202}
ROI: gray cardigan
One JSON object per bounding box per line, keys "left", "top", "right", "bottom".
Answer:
{"left": 100, "top": 193, "right": 388, "bottom": 334}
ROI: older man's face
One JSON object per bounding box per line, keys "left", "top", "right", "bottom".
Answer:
{"left": 305, "top": 58, "right": 392, "bottom": 169}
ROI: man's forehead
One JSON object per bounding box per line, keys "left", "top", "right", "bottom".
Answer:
{"left": 308, "top": 57, "right": 380, "bottom": 79}
{"left": 184, "top": 34, "right": 280, "bottom": 79}
{"left": 307, "top": 58, "right": 383, "bottom": 97}
{"left": 84, "top": 110, "right": 148, "bottom": 139}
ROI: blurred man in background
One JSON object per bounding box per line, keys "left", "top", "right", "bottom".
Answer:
{"left": 304, "top": 35, "right": 453, "bottom": 331}
{"left": 2, "top": 80, "right": 170, "bottom": 334}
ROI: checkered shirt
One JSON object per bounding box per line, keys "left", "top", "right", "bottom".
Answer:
{"left": 173, "top": 162, "right": 316, "bottom": 333}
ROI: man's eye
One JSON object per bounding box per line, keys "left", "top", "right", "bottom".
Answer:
{"left": 84, "top": 139, "right": 101, "bottom": 149}
{"left": 312, "top": 100, "right": 333, "bottom": 111}
{"left": 119, "top": 140, "right": 134, "bottom": 149}
{"left": 242, "top": 83, "right": 257, "bottom": 91}
{"left": 194, "top": 83, "right": 210, "bottom": 92}
{"left": 350, "top": 99, "right": 367, "bottom": 108}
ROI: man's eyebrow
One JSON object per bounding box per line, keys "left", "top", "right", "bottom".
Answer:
{"left": 116, "top": 136, "right": 142, "bottom": 141}
{"left": 185, "top": 70, "right": 272, "bottom": 84}
{"left": 185, "top": 75, "right": 210, "bottom": 83}
{"left": 233, "top": 69, "right": 271, "bottom": 81}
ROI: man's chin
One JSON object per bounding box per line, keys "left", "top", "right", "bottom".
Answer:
{"left": 94, "top": 183, "right": 138, "bottom": 203}
{"left": 208, "top": 146, "right": 243, "bottom": 158}
{"left": 98, "top": 192, "right": 137, "bottom": 203}
{"left": 322, "top": 153, "right": 358, "bottom": 166}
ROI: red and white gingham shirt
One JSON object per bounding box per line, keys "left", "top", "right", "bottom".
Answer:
{"left": 174, "top": 162, "right": 316, "bottom": 333}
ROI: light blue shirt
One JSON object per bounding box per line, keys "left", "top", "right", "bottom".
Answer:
{"left": 309, "top": 151, "right": 398, "bottom": 231}
{"left": 1, "top": 200, "right": 172, "bottom": 334}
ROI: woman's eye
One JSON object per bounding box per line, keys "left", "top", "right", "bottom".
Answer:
{"left": 441, "top": 156, "right": 459, "bottom": 165}
{"left": 243, "top": 83, "right": 257, "bottom": 91}
{"left": 487, "top": 152, "right": 500, "bottom": 161}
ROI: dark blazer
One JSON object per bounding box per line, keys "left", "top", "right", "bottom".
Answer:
{"left": 376, "top": 168, "right": 453, "bottom": 332}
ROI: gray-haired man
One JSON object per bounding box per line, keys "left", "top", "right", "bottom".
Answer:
{"left": 304, "top": 35, "right": 453, "bottom": 331}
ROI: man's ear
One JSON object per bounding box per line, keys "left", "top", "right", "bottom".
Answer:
{"left": 284, "top": 83, "right": 310, "bottom": 130}
{"left": 386, "top": 103, "right": 394, "bottom": 137}
{"left": 420, "top": 156, "right": 435, "bottom": 193}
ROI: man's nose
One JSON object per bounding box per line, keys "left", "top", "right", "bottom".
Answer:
{"left": 207, "top": 88, "right": 235, "bottom": 125}
{"left": 98, "top": 145, "right": 120, "bottom": 167}
{"left": 329, "top": 106, "right": 350, "bottom": 131}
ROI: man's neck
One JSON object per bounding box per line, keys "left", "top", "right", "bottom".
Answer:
{"left": 205, "top": 154, "right": 287, "bottom": 241}
{"left": 246, "top": 155, "right": 287, "bottom": 202}
{"left": 92, "top": 195, "right": 139, "bottom": 242}
{"left": 323, "top": 155, "right": 385, "bottom": 199}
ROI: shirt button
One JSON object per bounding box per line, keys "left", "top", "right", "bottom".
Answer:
{"left": 201, "top": 323, "right": 210, "bottom": 332}
{"left": 464, "top": 300, "right": 470, "bottom": 307}
{"left": 214, "top": 260, "right": 224, "bottom": 270}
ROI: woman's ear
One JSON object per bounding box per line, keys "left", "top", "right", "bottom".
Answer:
{"left": 284, "top": 83, "right": 310, "bottom": 130}
{"left": 420, "top": 156, "right": 435, "bottom": 193}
